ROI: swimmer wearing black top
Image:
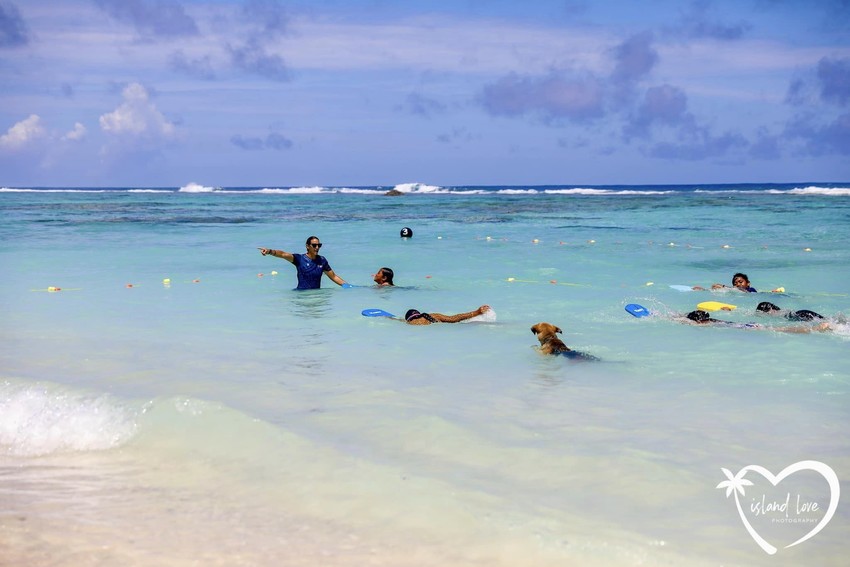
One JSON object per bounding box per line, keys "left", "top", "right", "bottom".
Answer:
{"left": 404, "top": 305, "right": 490, "bottom": 325}
{"left": 756, "top": 301, "right": 824, "bottom": 321}
{"left": 684, "top": 310, "right": 830, "bottom": 333}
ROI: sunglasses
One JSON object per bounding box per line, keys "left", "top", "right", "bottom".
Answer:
{"left": 309, "top": 242, "right": 322, "bottom": 249}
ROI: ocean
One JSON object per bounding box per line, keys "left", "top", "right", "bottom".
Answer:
{"left": 1, "top": 182, "right": 849, "bottom": 566}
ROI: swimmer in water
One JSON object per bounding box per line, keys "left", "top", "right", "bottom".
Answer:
{"left": 683, "top": 310, "right": 831, "bottom": 333}
{"left": 756, "top": 301, "right": 824, "bottom": 321}
{"left": 373, "top": 267, "right": 394, "bottom": 286}
{"left": 404, "top": 305, "right": 491, "bottom": 325}
{"left": 693, "top": 273, "right": 758, "bottom": 292}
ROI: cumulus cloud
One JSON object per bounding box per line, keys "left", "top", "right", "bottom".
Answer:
{"left": 99, "top": 83, "right": 176, "bottom": 139}
{"left": 610, "top": 31, "right": 658, "bottom": 85}
{"left": 94, "top": 0, "right": 198, "bottom": 39}
{"left": 62, "top": 122, "right": 87, "bottom": 142}
{"left": 0, "top": 114, "right": 89, "bottom": 156}
{"left": 0, "top": 1, "right": 28, "bottom": 47}
{"left": 478, "top": 27, "right": 763, "bottom": 162}
{"left": 609, "top": 31, "right": 658, "bottom": 104}
{"left": 479, "top": 31, "right": 658, "bottom": 124}
{"left": 675, "top": 0, "right": 751, "bottom": 40}
{"left": 231, "top": 132, "right": 292, "bottom": 151}
{"left": 0, "top": 114, "right": 46, "bottom": 150}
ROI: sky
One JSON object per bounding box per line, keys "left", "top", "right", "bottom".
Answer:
{"left": 1, "top": 0, "right": 849, "bottom": 187}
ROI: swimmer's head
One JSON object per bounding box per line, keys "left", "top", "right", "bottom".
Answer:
{"left": 757, "top": 301, "right": 781, "bottom": 313}
{"left": 374, "top": 267, "right": 394, "bottom": 285}
{"left": 788, "top": 309, "right": 824, "bottom": 321}
{"left": 732, "top": 273, "right": 750, "bottom": 289}
{"left": 404, "top": 309, "right": 421, "bottom": 321}
{"left": 686, "top": 310, "right": 712, "bottom": 323}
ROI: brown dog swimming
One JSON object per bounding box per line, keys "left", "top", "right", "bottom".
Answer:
{"left": 530, "top": 322, "right": 598, "bottom": 360}
{"left": 531, "top": 322, "right": 570, "bottom": 354}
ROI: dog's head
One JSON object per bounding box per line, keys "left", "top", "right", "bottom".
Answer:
{"left": 531, "top": 322, "right": 563, "bottom": 338}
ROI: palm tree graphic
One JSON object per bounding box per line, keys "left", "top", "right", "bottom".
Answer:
{"left": 717, "top": 467, "right": 778, "bottom": 555}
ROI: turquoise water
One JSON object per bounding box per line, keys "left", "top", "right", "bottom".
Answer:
{"left": 1, "top": 184, "right": 849, "bottom": 566}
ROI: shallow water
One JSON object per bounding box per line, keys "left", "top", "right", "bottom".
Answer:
{"left": 1, "top": 185, "right": 849, "bottom": 566}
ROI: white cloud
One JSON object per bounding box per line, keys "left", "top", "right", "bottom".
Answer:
{"left": 0, "top": 115, "right": 47, "bottom": 151}
{"left": 99, "top": 83, "right": 176, "bottom": 138}
{"left": 62, "top": 122, "right": 87, "bottom": 141}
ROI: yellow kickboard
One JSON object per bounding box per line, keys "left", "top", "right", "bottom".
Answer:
{"left": 698, "top": 301, "right": 737, "bottom": 311}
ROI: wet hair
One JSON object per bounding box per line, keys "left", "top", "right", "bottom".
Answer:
{"left": 686, "top": 310, "right": 712, "bottom": 323}
{"left": 788, "top": 309, "right": 824, "bottom": 321}
{"left": 405, "top": 309, "right": 437, "bottom": 323}
{"left": 379, "top": 267, "right": 394, "bottom": 285}
{"left": 305, "top": 235, "right": 320, "bottom": 246}
{"left": 732, "top": 272, "right": 749, "bottom": 285}
{"left": 756, "top": 301, "right": 781, "bottom": 313}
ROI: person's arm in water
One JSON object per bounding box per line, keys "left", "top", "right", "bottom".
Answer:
{"left": 324, "top": 268, "right": 347, "bottom": 287}
{"left": 773, "top": 322, "right": 832, "bottom": 334}
{"left": 428, "top": 305, "right": 490, "bottom": 323}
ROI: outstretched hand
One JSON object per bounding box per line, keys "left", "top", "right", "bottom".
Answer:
{"left": 258, "top": 247, "right": 270, "bottom": 255}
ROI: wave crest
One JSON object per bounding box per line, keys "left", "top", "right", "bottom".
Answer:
{"left": 178, "top": 182, "right": 219, "bottom": 193}
{"left": 0, "top": 380, "right": 138, "bottom": 457}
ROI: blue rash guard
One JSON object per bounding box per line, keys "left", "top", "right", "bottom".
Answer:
{"left": 292, "top": 253, "right": 332, "bottom": 290}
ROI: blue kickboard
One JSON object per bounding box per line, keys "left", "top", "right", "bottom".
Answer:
{"left": 625, "top": 303, "right": 650, "bottom": 318}
{"left": 362, "top": 308, "right": 395, "bottom": 318}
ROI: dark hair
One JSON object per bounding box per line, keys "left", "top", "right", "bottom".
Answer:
{"left": 732, "top": 272, "right": 749, "bottom": 284}
{"left": 686, "top": 310, "right": 711, "bottom": 323}
{"left": 380, "top": 267, "right": 394, "bottom": 285}
{"left": 788, "top": 309, "right": 824, "bottom": 321}
{"left": 405, "top": 309, "right": 437, "bottom": 323}
{"left": 305, "top": 235, "right": 319, "bottom": 246}
{"left": 756, "top": 301, "right": 781, "bottom": 313}
{"left": 404, "top": 309, "right": 420, "bottom": 321}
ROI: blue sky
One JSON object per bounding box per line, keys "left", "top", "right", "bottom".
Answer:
{"left": 1, "top": 0, "right": 848, "bottom": 187}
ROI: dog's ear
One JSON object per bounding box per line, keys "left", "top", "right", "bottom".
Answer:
{"left": 530, "top": 324, "right": 539, "bottom": 335}
{"left": 556, "top": 326, "right": 563, "bottom": 334}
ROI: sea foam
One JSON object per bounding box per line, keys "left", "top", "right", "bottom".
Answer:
{"left": 0, "top": 380, "right": 138, "bottom": 457}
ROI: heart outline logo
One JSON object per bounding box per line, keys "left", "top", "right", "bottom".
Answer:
{"left": 717, "top": 460, "right": 840, "bottom": 554}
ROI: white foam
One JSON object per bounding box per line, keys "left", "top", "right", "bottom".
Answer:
{"left": 784, "top": 186, "right": 850, "bottom": 196}
{"left": 391, "top": 182, "right": 445, "bottom": 193}
{"left": 178, "top": 182, "right": 219, "bottom": 193}
{"left": 0, "top": 381, "right": 138, "bottom": 457}
{"left": 543, "top": 188, "right": 674, "bottom": 195}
